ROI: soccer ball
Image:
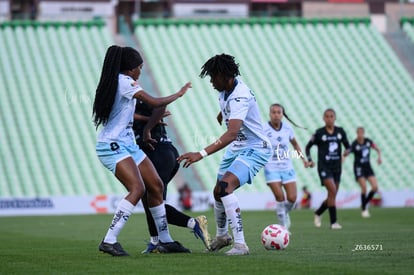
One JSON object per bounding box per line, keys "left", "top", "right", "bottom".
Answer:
{"left": 261, "top": 224, "right": 290, "bottom": 250}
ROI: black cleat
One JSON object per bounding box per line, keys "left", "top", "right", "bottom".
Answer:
{"left": 156, "top": 241, "right": 191, "bottom": 253}
{"left": 99, "top": 241, "right": 130, "bottom": 256}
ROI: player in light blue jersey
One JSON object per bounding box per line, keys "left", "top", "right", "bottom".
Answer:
{"left": 263, "top": 104, "right": 308, "bottom": 230}
{"left": 93, "top": 45, "right": 192, "bottom": 256}
{"left": 178, "top": 54, "right": 272, "bottom": 255}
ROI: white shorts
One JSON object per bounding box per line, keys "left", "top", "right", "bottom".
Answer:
{"left": 96, "top": 142, "right": 146, "bottom": 174}
{"left": 265, "top": 169, "right": 297, "bottom": 184}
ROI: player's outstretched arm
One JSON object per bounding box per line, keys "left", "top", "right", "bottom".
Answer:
{"left": 177, "top": 119, "right": 242, "bottom": 168}
{"left": 134, "top": 82, "right": 191, "bottom": 107}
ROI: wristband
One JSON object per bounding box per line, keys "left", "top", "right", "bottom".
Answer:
{"left": 199, "top": 149, "right": 208, "bottom": 158}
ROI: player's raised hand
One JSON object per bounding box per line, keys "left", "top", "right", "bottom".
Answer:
{"left": 177, "top": 152, "right": 203, "bottom": 168}
{"left": 306, "top": 161, "right": 315, "bottom": 168}
{"left": 177, "top": 82, "right": 192, "bottom": 97}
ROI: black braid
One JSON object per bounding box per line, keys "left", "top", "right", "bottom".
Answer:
{"left": 271, "top": 103, "right": 307, "bottom": 130}
{"left": 93, "top": 45, "right": 122, "bottom": 128}
{"left": 92, "top": 45, "right": 143, "bottom": 128}
{"left": 199, "top": 53, "right": 240, "bottom": 79}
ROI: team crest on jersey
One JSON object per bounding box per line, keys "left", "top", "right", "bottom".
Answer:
{"left": 356, "top": 145, "right": 361, "bottom": 151}
{"left": 277, "top": 136, "right": 282, "bottom": 142}
{"left": 367, "top": 141, "right": 371, "bottom": 147}
{"left": 337, "top": 133, "right": 342, "bottom": 140}
{"left": 322, "top": 135, "right": 327, "bottom": 141}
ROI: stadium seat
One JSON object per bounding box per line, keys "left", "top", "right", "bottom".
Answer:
{"left": 134, "top": 18, "right": 414, "bottom": 193}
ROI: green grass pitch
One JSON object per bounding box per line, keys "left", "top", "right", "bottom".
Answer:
{"left": 1, "top": 208, "right": 413, "bottom": 274}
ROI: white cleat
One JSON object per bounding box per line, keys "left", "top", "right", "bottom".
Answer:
{"left": 361, "top": 210, "right": 370, "bottom": 218}
{"left": 225, "top": 243, "right": 249, "bottom": 256}
{"left": 314, "top": 214, "right": 322, "bottom": 228}
{"left": 330, "top": 223, "right": 342, "bottom": 230}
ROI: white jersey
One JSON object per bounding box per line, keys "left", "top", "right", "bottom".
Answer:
{"left": 97, "top": 74, "right": 143, "bottom": 145}
{"left": 264, "top": 121, "right": 295, "bottom": 171}
{"left": 219, "top": 79, "right": 270, "bottom": 150}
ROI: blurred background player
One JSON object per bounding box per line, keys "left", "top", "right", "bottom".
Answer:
{"left": 177, "top": 54, "right": 272, "bottom": 255}
{"left": 343, "top": 127, "right": 382, "bottom": 218}
{"left": 263, "top": 103, "right": 308, "bottom": 229}
{"left": 133, "top": 101, "right": 210, "bottom": 253}
{"left": 178, "top": 183, "right": 193, "bottom": 211}
{"left": 93, "top": 45, "right": 191, "bottom": 255}
{"left": 305, "top": 108, "right": 350, "bottom": 230}
{"left": 300, "top": 186, "right": 312, "bottom": 209}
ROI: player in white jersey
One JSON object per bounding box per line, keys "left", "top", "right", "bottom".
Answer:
{"left": 263, "top": 104, "right": 308, "bottom": 230}
{"left": 178, "top": 54, "right": 272, "bottom": 255}
{"left": 93, "top": 45, "right": 192, "bottom": 256}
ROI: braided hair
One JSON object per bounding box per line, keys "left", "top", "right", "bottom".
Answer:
{"left": 270, "top": 103, "right": 307, "bottom": 130}
{"left": 93, "top": 45, "right": 143, "bottom": 128}
{"left": 199, "top": 53, "right": 240, "bottom": 79}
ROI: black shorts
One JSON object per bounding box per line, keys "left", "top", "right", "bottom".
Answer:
{"left": 140, "top": 142, "right": 179, "bottom": 200}
{"left": 354, "top": 164, "right": 375, "bottom": 181}
{"left": 318, "top": 167, "right": 342, "bottom": 186}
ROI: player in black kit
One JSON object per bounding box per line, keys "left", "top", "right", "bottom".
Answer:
{"left": 305, "top": 109, "right": 350, "bottom": 229}
{"left": 133, "top": 101, "right": 210, "bottom": 253}
{"left": 343, "top": 127, "right": 382, "bottom": 218}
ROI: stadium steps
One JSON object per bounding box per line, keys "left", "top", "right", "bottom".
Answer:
{"left": 0, "top": 20, "right": 122, "bottom": 197}
{"left": 134, "top": 17, "right": 414, "bottom": 193}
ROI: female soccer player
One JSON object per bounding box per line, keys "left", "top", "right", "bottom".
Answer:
{"left": 343, "top": 127, "right": 382, "bottom": 218}
{"left": 133, "top": 101, "right": 210, "bottom": 253}
{"left": 93, "top": 45, "right": 191, "bottom": 256}
{"left": 263, "top": 103, "right": 308, "bottom": 229}
{"left": 178, "top": 54, "right": 272, "bottom": 255}
{"left": 305, "top": 109, "right": 350, "bottom": 229}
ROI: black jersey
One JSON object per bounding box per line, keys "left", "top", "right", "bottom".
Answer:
{"left": 305, "top": 126, "right": 350, "bottom": 170}
{"left": 133, "top": 101, "right": 170, "bottom": 143}
{"left": 349, "top": 138, "right": 375, "bottom": 166}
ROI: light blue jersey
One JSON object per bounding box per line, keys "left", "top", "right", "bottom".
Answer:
{"left": 217, "top": 79, "right": 271, "bottom": 185}
{"left": 264, "top": 121, "right": 295, "bottom": 171}
{"left": 97, "top": 74, "right": 143, "bottom": 145}
{"left": 219, "top": 79, "right": 270, "bottom": 150}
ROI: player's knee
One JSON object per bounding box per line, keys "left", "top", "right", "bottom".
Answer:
{"left": 287, "top": 195, "right": 297, "bottom": 203}
{"left": 216, "top": 181, "right": 230, "bottom": 198}
{"left": 146, "top": 178, "right": 164, "bottom": 196}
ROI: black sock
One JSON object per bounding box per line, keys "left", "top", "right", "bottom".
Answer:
{"left": 328, "top": 206, "right": 337, "bottom": 224}
{"left": 315, "top": 200, "right": 328, "bottom": 216}
{"left": 165, "top": 204, "right": 191, "bottom": 228}
{"left": 361, "top": 193, "right": 367, "bottom": 210}
{"left": 365, "top": 191, "right": 376, "bottom": 207}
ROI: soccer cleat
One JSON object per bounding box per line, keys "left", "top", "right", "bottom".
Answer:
{"left": 99, "top": 241, "right": 129, "bottom": 256}
{"left": 361, "top": 210, "right": 370, "bottom": 218}
{"left": 225, "top": 243, "right": 250, "bottom": 256}
{"left": 314, "top": 214, "right": 322, "bottom": 228}
{"left": 141, "top": 242, "right": 159, "bottom": 254}
{"left": 209, "top": 233, "right": 233, "bottom": 252}
{"left": 193, "top": 215, "right": 211, "bottom": 250}
{"left": 156, "top": 241, "right": 191, "bottom": 253}
{"left": 330, "top": 223, "right": 342, "bottom": 230}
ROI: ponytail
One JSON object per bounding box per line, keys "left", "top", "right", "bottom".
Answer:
{"left": 93, "top": 45, "right": 122, "bottom": 128}
{"left": 270, "top": 103, "right": 307, "bottom": 130}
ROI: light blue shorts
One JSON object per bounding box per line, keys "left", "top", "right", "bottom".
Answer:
{"left": 96, "top": 142, "right": 146, "bottom": 174}
{"left": 264, "top": 169, "right": 297, "bottom": 184}
{"left": 217, "top": 146, "right": 272, "bottom": 186}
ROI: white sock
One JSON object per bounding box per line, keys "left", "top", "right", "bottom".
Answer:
{"left": 104, "top": 198, "right": 135, "bottom": 244}
{"left": 221, "top": 194, "right": 245, "bottom": 245}
{"left": 214, "top": 200, "right": 228, "bottom": 236}
{"left": 150, "top": 236, "right": 159, "bottom": 245}
{"left": 276, "top": 201, "right": 286, "bottom": 227}
{"left": 187, "top": 218, "right": 196, "bottom": 229}
{"left": 149, "top": 203, "right": 174, "bottom": 243}
{"left": 285, "top": 201, "right": 295, "bottom": 213}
